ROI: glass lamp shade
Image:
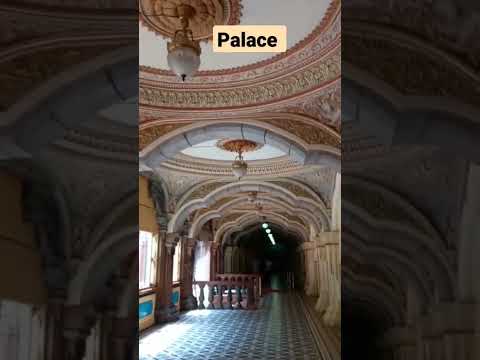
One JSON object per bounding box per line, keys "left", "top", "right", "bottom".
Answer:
{"left": 167, "top": 46, "right": 200, "bottom": 81}
{"left": 232, "top": 160, "right": 248, "bottom": 178}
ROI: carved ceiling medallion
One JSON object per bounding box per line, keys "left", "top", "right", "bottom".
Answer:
{"left": 140, "top": 0, "right": 243, "bottom": 41}
{"left": 217, "top": 139, "right": 262, "bottom": 153}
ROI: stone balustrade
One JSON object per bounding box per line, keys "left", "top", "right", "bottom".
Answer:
{"left": 193, "top": 275, "right": 260, "bottom": 310}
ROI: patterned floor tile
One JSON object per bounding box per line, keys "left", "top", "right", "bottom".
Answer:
{"left": 140, "top": 292, "right": 323, "bottom": 360}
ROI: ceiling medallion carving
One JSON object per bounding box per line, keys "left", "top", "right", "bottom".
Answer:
{"left": 140, "top": 0, "right": 243, "bottom": 41}
{"left": 217, "top": 139, "right": 262, "bottom": 153}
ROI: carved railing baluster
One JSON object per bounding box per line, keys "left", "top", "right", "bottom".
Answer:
{"left": 198, "top": 283, "right": 205, "bottom": 310}
{"left": 207, "top": 284, "right": 215, "bottom": 309}
{"left": 218, "top": 285, "right": 224, "bottom": 309}
{"left": 227, "top": 285, "right": 233, "bottom": 310}
{"left": 247, "top": 279, "right": 256, "bottom": 309}
{"left": 236, "top": 285, "right": 243, "bottom": 309}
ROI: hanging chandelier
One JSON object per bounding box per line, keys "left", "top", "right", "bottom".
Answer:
{"left": 166, "top": 4, "right": 201, "bottom": 81}
{"left": 232, "top": 148, "right": 248, "bottom": 179}
{"left": 217, "top": 139, "right": 261, "bottom": 179}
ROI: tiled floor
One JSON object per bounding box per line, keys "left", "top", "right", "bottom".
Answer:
{"left": 140, "top": 292, "right": 323, "bottom": 360}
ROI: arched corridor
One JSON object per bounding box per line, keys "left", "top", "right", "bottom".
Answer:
{"left": 138, "top": 0, "right": 341, "bottom": 357}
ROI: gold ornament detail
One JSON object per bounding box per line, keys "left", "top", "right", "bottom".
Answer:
{"left": 139, "top": 50, "right": 341, "bottom": 108}
{"left": 139, "top": 122, "right": 192, "bottom": 150}
{"left": 217, "top": 139, "right": 262, "bottom": 153}
{"left": 140, "top": 0, "right": 243, "bottom": 42}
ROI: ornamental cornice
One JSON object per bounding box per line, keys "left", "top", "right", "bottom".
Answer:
{"left": 159, "top": 156, "right": 304, "bottom": 177}
{"left": 139, "top": 48, "right": 340, "bottom": 109}
{"left": 139, "top": 116, "right": 340, "bottom": 152}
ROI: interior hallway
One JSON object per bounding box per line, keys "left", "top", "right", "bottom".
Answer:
{"left": 140, "top": 289, "right": 337, "bottom": 360}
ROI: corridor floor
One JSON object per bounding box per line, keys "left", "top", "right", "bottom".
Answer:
{"left": 139, "top": 292, "right": 324, "bottom": 360}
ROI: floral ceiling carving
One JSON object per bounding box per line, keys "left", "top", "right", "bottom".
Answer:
{"left": 343, "top": 0, "right": 480, "bottom": 69}
{"left": 140, "top": 0, "right": 242, "bottom": 41}
{"left": 343, "top": 32, "right": 480, "bottom": 106}
{"left": 140, "top": 122, "right": 192, "bottom": 150}
{"left": 0, "top": 45, "right": 124, "bottom": 110}
{"left": 139, "top": 50, "right": 340, "bottom": 109}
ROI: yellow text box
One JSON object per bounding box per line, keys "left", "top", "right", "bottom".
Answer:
{"left": 213, "top": 25, "right": 287, "bottom": 53}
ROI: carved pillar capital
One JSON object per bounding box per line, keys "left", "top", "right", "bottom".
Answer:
{"left": 165, "top": 233, "right": 179, "bottom": 254}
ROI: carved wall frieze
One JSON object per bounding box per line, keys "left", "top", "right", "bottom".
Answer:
{"left": 159, "top": 156, "right": 304, "bottom": 177}
{"left": 343, "top": 1, "right": 480, "bottom": 69}
{"left": 343, "top": 32, "right": 480, "bottom": 106}
{"left": 343, "top": 183, "right": 429, "bottom": 236}
{"left": 139, "top": 122, "right": 192, "bottom": 150}
{"left": 280, "top": 84, "right": 341, "bottom": 129}
{"left": 218, "top": 212, "right": 243, "bottom": 228}
{"left": 262, "top": 118, "right": 340, "bottom": 148}
{"left": 0, "top": 45, "right": 125, "bottom": 110}
{"left": 184, "top": 181, "right": 230, "bottom": 203}
{"left": 139, "top": 50, "right": 341, "bottom": 109}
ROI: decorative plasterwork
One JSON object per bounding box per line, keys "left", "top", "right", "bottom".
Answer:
{"left": 261, "top": 118, "right": 340, "bottom": 148}
{"left": 343, "top": 1, "right": 480, "bottom": 70}
{"left": 217, "top": 139, "right": 261, "bottom": 153}
{"left": 139, "top": 117, "right": 340, "bottom": 152}
{"left": 159, "top": 155, "right": 303, "bottom": 177}
{"left": 0, "top": 45, "right": 124, "bottom": 110}
{"left": 139, "top": 0, "right": 339, "bottom": 81}
{"left": 140, "top": 0, "right": 242, "bottom": 41}
{"left": 343, "top": 25, "right": 480, "bottom": 106}
{"left": 139, "top": 49, "right": 340, "bottom": 109}
{"left": 9, "top": 1, "right": 136, "bottom": 10}
{"left": 343, "top": 181, "right": 440, "bottom": 240}
{"left": 178, "top": 178, "right": 323, "bottom": 210}
{"left": 184, "top": 180, "right": 229, "bottom": 202}
{"left": 292, "top": 167, "right": 336, "bottom": 208}
{"left": 218, "top": 212, "right": 243, "bottom": 228}
{"left": 139, "top": 122, "right": 192, "bottom": 150}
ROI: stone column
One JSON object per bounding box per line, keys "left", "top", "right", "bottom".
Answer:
{"left": 315, "top": 235, "right": 329, "bottom": 314}
{"left": 45, "top": 300, "right": 65, "bottom": 360}
{"left": 62, "top": 305, "right": 96, "bottom": 360}
{"left": 107, "top": 317, "right": 136, "bottom": 360}
{"left": 302, "top": 242, "right": 317, "bottom": 296}
{"left": 181, "top": 238, "right": 198, "bottom": 310}
{"left": 210, "top": 242, "right": 219, "bottom": 280}
{"left": 320, "top": 231, "right": 340, "bottom": 327}
{"left": 155, "top": 233, "right": 179, "bottom": 323}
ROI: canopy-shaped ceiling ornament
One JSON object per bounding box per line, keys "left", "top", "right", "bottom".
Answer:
{"left": 140, "top": 0, "right": 243, "bottom": 41}
{"left": 218, "top": 139, "right": 260, "bottom": 179}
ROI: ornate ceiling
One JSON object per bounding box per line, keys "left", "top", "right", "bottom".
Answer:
{"left": 140, "top": 0, "right": 334, "bottom": 70}
{"left": 139, "top": 0, "right": 341, "bottom": 243}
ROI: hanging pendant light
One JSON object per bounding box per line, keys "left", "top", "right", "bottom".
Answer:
{"left": 166, "top": 4, "right": 201, "bottom": 81}
{"left": 232, "top": 148, "right": 248, "bottom": 178}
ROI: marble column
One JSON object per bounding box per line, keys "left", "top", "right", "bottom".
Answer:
{"left": 181, "top": 238, "right": 198, "bottom": 310}
{"left": 155, "top": 232, "right": 179, "bottom": 323}
{"left": 321, "top": 231, "right": 340, "bottom": 327}
{"left": 210, "top": 242, "right": 219, "bottom": 280}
